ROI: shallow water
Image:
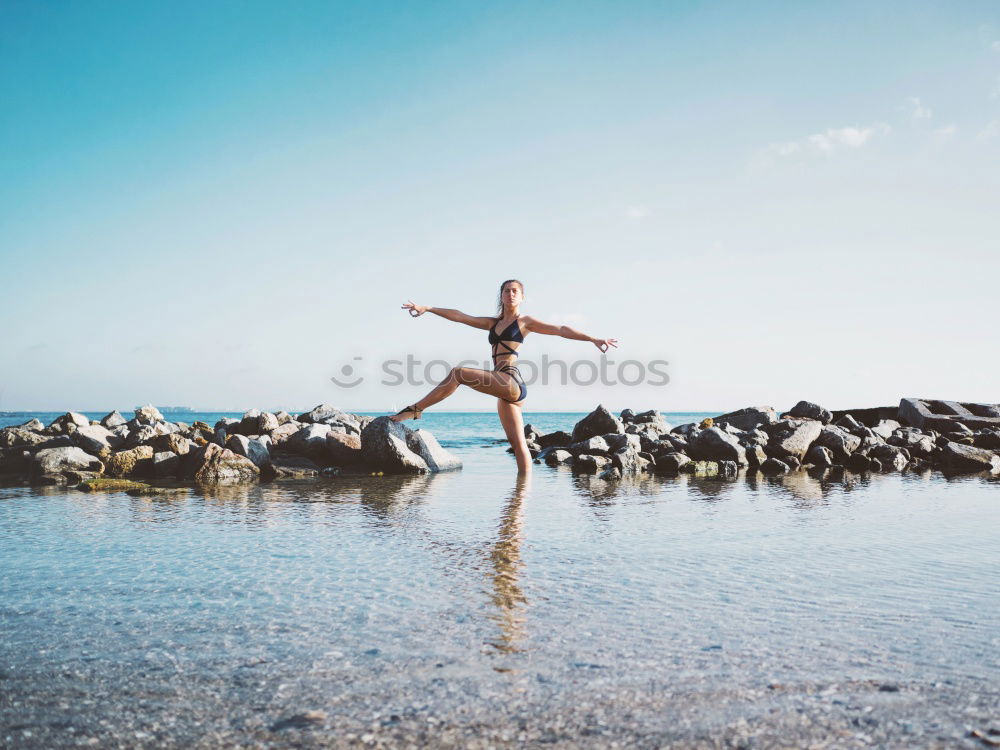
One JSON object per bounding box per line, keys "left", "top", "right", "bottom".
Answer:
{"left": 2, "top": 412, "right": 998, "bottom": 747}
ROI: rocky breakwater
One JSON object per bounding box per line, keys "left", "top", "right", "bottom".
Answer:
{"left": 519, "top": 400, "right": 1000, "bottom": 480}
{"left": 0, "top": 404, "right": 461, "bottom": 488}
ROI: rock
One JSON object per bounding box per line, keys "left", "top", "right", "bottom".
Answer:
{"left": 805, "top": 445, "right": 834, "bottom": 468}
{"left": 125, "top": 424, "right": 158, "bottom": 448}
{"left": 523, "top": 424, "right": 540, "bottom": 442}
{"left": 717, "top": 460, "right": 739, "bottom": 479}
{"left": 814, "top": 425, "right": 862, "bottom": 463}
{"left": 269, "top": 455, "right": 322, "bottom": 478}
{"left": 359, "top": 417, "right": 428, "bottom": 474}
{"left": 766, "top": 419, "right": 822, "bottom": 461}
{"left": 598, "top": 466, "right": 622, "bottom": 481}
{"left": 537, "top": 430, "right": 572, "bottom": 449}
{"left": 787, "top": 400, "right": 832, "bottom": 424}
{"left": 32, "top": 447, "right": 103, "bottom": 476}
{"left": 17, "top": 418, "right": 45, "bottom": 431}
{"left": 681, "top": 460, "right": 720, "bottom": 477}
{"left": 300, "top": 403, "right": 353, "bottom": 425}
{"left": 285, "top": 424, "right": 333, "bottom": 463}
{"left": 744, "top": 444, "right": 768, "bottom": 468}
{"left": 48, "top": 412, "right": 90, "bottom": 434}
{"left": 215, "top": 418, "right": 240, "bottom": 434}
{"left": 72, "top": 424, "right": 119, "bottom": 454}
{"left": 872, "top": 419, "right": 902, "bottom": 440}
{"left": 568, "top": 436, "right": 610, "bottom": 455}
{"left": 545, "top": 449, "right": 573, "bottom": 466}
{"left": 620, "top": 408, "right": 636, "bottom": 422}
{"left": 105, "top": 446, "right": 155, "bottom": 478}
{"left": 871, "top": 444, "right": 908, "bottom": 471}
{"left": 846, "top": 453, "right": 872, "bottom": 471}
{"left": 269, "top": 422, "right": 301, "bottom": 445}
{"left": 237, "top": 408, "right": 262, "bottom": 435}
{"left": 571, "top": 453, "right": 610, "bottom": 472}
{"left": 274, "top": 411, "right": 293, "bottom": 426}
{"left": 942, "top": 442, "right": 1000, "bottom": 474}
{"left": 226, "top": 434, "right": 272, "bottom": 468}
{"left": 32, "top": 473, "right": 68, "bottom": 485}
{"left": 326, "top": 431, "right": 363, "bottom": 467}
{"left": 153, "top": 451, "right": 181, "bottom": 478}
{"left": 0, "top": 449, "right": 30, "bottom": 475}
{"left": 77, "top": 478, "right": 151, "bottom": 492}
{"left": 191, "top": 443, "right": 260, "bottom": 483}
{"left": 653, "top": 452, "right": 691, "bottom": 475}
{"left": 134, "top": 404, "right": 164, "bottom": 425}
{"left": 405, "top": 429, "right": 462, "bottom": 472}
{"left": 63, "top": 470, "right": 103, "bottom": 483}
{"left": 713, "top": 406, "right": 777, "bottom": 432}
{"left": 833, "top": 413, "right": 862, "bottom": 432}
{"left": 689, "top": 427, "right": 748, "bottom": 465}
{"left": 127, "top": 486, "right": 190, "bottom": 497}
{"left": 605, "top": 433, "right": 642, "bottom": 453}
{"left": 258, "top": 412, "right": 280, "bottom": 433}
{"left": 100, "top": 410, "right": 127, "bottom": 429}
{"left": 571, "top": 405, "right": 624, "bottom": 442}
{"left": 0, "top": 427, "right": 50, "bottom": 450}
{"left": 760, "top": 457, "right": 790, "bottom": 475}
{"left": 973, "top": 429, "right": 1000, "bottom": 450}
{"left": 152, "top": 433, "right": 192, "bottom": 456}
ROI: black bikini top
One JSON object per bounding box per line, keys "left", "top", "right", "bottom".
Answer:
{"left": 489, "top": 316, "right": 524, "bottom": 362}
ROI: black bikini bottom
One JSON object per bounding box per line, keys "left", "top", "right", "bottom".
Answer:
{"left": 497, "top": 366, "right": 527, "bottom": 403}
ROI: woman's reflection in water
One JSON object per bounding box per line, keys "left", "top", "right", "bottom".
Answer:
{"left": 486, "top": 473, "right": 531, "bottom": 655}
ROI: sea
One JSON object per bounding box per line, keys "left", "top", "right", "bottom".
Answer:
{"left": 1, "top": 410, "right": 998, "bottom": 747}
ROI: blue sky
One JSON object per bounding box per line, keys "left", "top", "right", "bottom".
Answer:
{"left": 1, "top": 1, "right": 998, "bottom": 413}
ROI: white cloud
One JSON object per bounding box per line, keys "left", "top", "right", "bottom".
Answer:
{"left": 975, "top": 120, "right": 998, "bottom": 141}
{"left": 625, "top": 205, "right": 649, "bottom": 219}
{"left": 932, "top": 123, "right": 957, "bottom": 142}
{"left": 905, "top": 96, "right": 933, "bottom": 120}
{"left": 760, "top": 121, "right": 891, "bottom": 161}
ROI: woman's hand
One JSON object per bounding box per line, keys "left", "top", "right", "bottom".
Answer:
{"left": 402, "top": 300, "right": 428, "bottom": 317}
{"left": 592, "top": 337, "right": 619, "bottom": 353}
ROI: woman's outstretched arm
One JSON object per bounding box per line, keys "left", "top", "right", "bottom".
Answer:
{"left": 523, "top": 316, "right": 619, "bottom": 353}
{"left": 401, "top": 301, "right": 495, "bottom": 330}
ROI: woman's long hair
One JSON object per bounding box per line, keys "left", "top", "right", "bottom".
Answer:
{"left": 496, "top": 279, "right": 524, "bottom": 318}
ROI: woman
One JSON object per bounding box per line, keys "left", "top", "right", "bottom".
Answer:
{"left": 390, "top": 279, "right": 618, "bottom": 473}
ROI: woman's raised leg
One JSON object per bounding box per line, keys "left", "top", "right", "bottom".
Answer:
{"left": 391, "top": 367, "right": 521, "bottom": 422}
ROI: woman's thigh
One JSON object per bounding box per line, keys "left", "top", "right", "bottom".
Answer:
{"left": 455, "top": 367, "right": 521, "bottom": 401}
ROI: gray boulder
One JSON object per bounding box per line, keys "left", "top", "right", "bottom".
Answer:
{"left": 153, "top": 451, "right": 180, "bottom": 478}
{"left": 226, "top": 434, "right": 271, "bottom": 468}
{"left": 787, "top": 401, "right": 832, "bottom": 424}
{"left": 270, "top": 455, "right": 322, "bottom": 478}
{"left": 406, "top": 429, "right": 462, "bottom": 472}
{"left": 805, "top": 445, "right": 834, "bottom": 468}
{"left": 72, "top": 424, "right": 120, "bottom": 454}
{"left": 544, "top": 449, "right": 573, "bottom": 466}
{"left": 942, "top": 443, "right": 1000, "bottom": 474}
{"left": 32, "top": 447, "right": 103, "bottom": 476}
{"left": 537, "top": 430, "right": 572, "bottom": 449}
{"left": 100, "top": 410, "right": 127, "bottom": 429}
{"left": 287, "top": 424, "right": 332, "bottom": 463}
{"left": 872, "top": 419, "right": 902, "bottom": 440}
{"left": 572, "top": 453, "right": 610, "bottom": 472}
{"left": 568, "top": 436, "right": 610, "bottom": 456}
{"left": 326, "top": 431, "right": 363, "bottom": 467}
{"left": 654, "top": 452, "right": 691, "bottom": 475}
{"left": 237, "top": 409, "right": 262, "bottom": 436}
{"left": 760, "top": 457, "right": 791, "bottom": 475}
{"left": 766, "top": 419, "right": 822, "bottom": 461}
{"left": 814, "top": 425, "right": 861, "bottom": 463}
{"left": 186, "top": 443, "right": 260, "bottom": 483}
{"left": 713, "top": 406, "right": 777, "bottom": 432}
{"left": 360, "top": 417, "right": 428, "bottom": 474}
{"left": 571, "top": 405, "right": 624, "bottom": 442}
{"left": 134, "top": 405, "right": 164, "bottom": 425}
{"left": 689, "top": 427, "right": 747, "bottom": 466}
{"left": 258, "top": 412, "right": 280, "bottom": 433}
